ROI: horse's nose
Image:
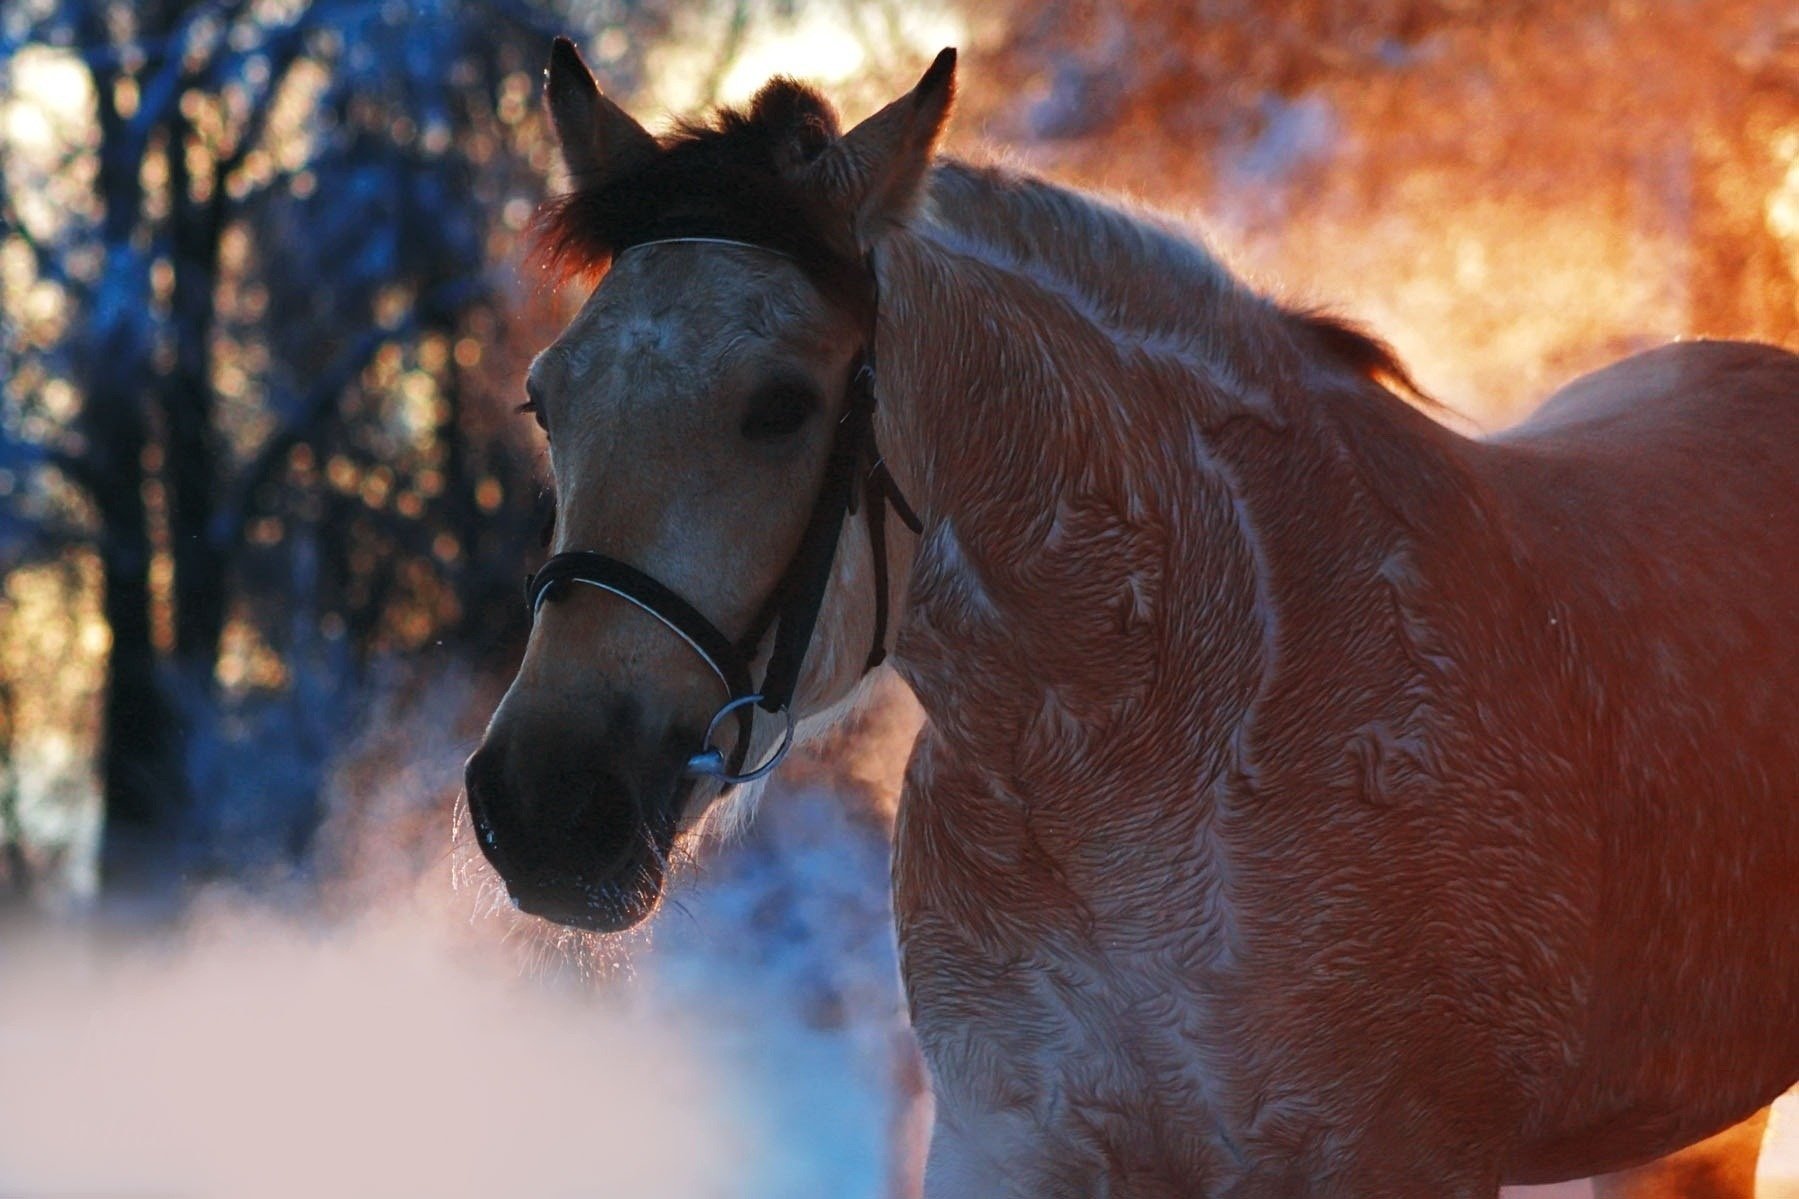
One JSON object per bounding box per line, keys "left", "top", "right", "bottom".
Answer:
{"left": 463, "top": 707, "right": 648, "bottom": 906}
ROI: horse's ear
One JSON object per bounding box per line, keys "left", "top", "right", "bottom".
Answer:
{"left": 544, "top": 36, "right": 656, "bottom": 186}
{"left": 808, "top": 48, "right": 956, "bottom": 245}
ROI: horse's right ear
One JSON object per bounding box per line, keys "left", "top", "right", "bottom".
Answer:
{"left": 807, "top": 48, "right": 957, "bottom": 245}
{"left": 544, "top": 37, "right": 656, "bottom": 186}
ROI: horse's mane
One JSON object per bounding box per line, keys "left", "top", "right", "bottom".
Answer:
{"left": 1292, "top": 310, "right": 1430, "bottom": 404}
{"left": 534, "top": 79, "right": 871, "bottom": 317}
{"left": 916, "top": 161, "right": 1430, "bottom": 406}
{"left": 537, "top": 77, "right": 1426, "bottom": 405}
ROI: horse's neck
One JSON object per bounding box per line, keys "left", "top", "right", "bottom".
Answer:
{"left": 876, "top": 160, "right": 1475, "bottom": 861}
{"left": 908, "top": 162, "right": 1288, "bottom": 385}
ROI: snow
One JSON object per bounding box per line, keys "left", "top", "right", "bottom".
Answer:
{"left": 0, "top": 781, "right": 907, "bottom": 1198}
{"left": 1, "top": 765, "right": 1792, "bottom": 1196}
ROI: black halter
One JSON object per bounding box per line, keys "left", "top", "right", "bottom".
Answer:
{"left": 524, "top": 239, "right": 921, "bottom": 783}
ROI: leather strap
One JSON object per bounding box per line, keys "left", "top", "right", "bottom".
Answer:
{"left": 525, "top": 553, "right": 755, "bottom": 700}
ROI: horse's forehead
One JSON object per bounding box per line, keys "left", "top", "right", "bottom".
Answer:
{"left": 552, "top": 258, "right": 808, "bottom": 385}
{"left": 553, "top": 287, "right": 721, "bottom": 379}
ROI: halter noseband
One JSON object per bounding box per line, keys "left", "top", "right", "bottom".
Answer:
{"left": 524, "top": 238, "right": 921, "bottom": 784}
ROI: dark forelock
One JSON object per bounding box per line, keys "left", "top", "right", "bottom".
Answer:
{"left": 535, "top": 77, "right": 872, "bottom": 319}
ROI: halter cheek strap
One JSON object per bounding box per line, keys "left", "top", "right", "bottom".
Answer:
{"left": 524, "top": 237, "right": 921, "bottom": 784}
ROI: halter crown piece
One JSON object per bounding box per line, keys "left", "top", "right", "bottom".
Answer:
{"left": 524, "top": 238, "right": 921, "bottom": 784}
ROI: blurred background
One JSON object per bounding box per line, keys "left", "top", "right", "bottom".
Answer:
{"left": 0, "top": 0, "right": 1795, "bottom": 1195}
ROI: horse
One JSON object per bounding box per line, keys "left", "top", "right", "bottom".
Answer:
{"left": 464, "top": 39, "right": 1799, "bottom": 1198}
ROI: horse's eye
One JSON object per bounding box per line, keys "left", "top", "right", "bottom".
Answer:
{"left": 517, "top": 378, "right": 548, "bottom": 433}
{"left": 740, "top": 382, "right": 818, "bottom": 442}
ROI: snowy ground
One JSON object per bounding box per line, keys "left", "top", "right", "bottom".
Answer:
{"left": 1, "top": 772, "right": 1793, "bottom": 1196}
{"left": 0, "top": 782, "right": 908, "bottom": 1199}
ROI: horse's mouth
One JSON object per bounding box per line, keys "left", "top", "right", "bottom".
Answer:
{"left": 496, "top": 782, "right": 692, "bottom": 934}
{"left": 510, "top": 866, "right": 665, "bottom": 932}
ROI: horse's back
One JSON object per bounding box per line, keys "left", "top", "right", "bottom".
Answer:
{"left": 1480, "top": 339, "right": 1798, "bottom": 610}
{"left": 1501, "top": 339, "right": 1798, "bottom": 443}
{"left": 1469, "top": 340, "right": 1799, "bottom": 1180}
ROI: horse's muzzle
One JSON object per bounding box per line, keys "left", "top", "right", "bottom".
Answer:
{"left": 463, "top": 703, "right": 693, "bottom": 932}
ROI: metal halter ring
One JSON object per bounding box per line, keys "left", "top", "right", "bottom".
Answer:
{"left": 685, "top": 694, "right": 797, "bottom": 784}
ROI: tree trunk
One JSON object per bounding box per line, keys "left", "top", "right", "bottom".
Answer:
{"left": 0, "top": 682, "right": 32, "bottom": 910}
{"left": 83, "top": 6, "right": 190, "bottom": 901}
{"left": 163, "top": 107, "right": 229, "bottom": 694}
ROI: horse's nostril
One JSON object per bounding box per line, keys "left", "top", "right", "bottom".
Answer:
{"left": 473, "top": 750, "right": 644, "bottom": 878}
{"left": 464, "top": 744, "right": 510, "bottom": 865}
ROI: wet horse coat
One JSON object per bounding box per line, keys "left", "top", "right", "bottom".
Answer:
{"left": 475, "top": 46, "right": 1799, "bottom": 1197}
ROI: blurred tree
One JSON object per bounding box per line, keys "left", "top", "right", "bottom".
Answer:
{"left": 1689, "top": 18, "right": 1799, "bottom": 344}
{"left": 970, "top": 0, "right": 1797, "bottom": 417}
{"left": 0, "top": 679, "right": 28, "bottom": 909}
{"left": 0, "top": 0, "right": 567, "bottom": 904}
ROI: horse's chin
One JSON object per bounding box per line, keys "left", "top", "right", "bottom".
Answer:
{"left": 506, "top": 786, "right": 688, "bottom": 934}
{"left": 516, "top": 879, "right": 662, "bottom": 933}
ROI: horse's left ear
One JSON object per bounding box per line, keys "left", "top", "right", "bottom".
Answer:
{"left": 808, "top": 48, "right": 956, "bottom": 245}
{"left": 544, "top": 36, "right": 656, "bottom": 187}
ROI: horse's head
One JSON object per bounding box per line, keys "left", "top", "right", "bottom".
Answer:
{"left": 464, "top": 40, "right": 954, "bottom": 931}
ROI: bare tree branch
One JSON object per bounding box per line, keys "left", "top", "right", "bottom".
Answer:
{"left": 700, "top": 0, "right": 753, "bottom": 107}
{"left": 210, "top": 265, "right": 487, "bottom": 555}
